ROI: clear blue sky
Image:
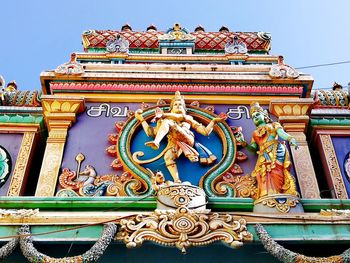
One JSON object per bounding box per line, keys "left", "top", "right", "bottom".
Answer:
{"left": 1, "top": 0, "right": 349, "bottom": 91}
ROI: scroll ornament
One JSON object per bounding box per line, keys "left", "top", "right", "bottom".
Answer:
{"left": 118, "top": 207, "right": 253, "bottom": 253}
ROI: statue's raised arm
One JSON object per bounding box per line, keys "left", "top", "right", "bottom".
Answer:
{"left": 133, "top": 91, "right": 223, "bottom": 183}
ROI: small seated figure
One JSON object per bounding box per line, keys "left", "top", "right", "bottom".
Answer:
{"left": 235, "top": 102, "right": 298, "bottom": 199}
{"left": 135, "top": 91, "right": 224, "bottom": 183}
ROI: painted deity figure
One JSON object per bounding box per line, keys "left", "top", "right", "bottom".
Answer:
{"left": 134, "top": 91, "right": 224, "bottom": 183}
{"left": 236, "top": 102, "right": 298, "bottom": 199}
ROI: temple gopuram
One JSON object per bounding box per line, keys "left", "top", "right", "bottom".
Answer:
{"left": 0, "top": 23, "right": 350, "bottom": 262}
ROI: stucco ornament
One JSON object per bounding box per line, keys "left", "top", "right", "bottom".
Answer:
{"left": 118, "top": 207, "right": 252, "bottom": 253}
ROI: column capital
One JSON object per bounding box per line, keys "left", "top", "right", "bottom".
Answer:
{"left": 42, "top": 96, "right": 85, "bottom": 131}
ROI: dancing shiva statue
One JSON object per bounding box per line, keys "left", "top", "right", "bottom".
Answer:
{"left": 134, "top": 91, "right": 225, "bottom": 183}
{"left": 235, "top": 102, "right": 299, "bottom": 200}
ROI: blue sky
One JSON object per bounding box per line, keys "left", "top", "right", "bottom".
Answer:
{"left": 1, "top": 0, "right": 349, "bottom": 91}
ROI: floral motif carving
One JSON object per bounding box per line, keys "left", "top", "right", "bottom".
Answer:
{"left": 320, "top": 135, "right": 348, "bottom": 199}
{"left": 118, "top": 207, "right": 252, "bottom": 253}
{"left": 35, "top": 143, "right": 64, "bottom": 196}
{"left": 158, "top": 185, "right": 204, "bottom": 207}
{"left": 290, "top": 144, "right": 320, "bottom": 198}
{"left": 219, "top": 174, "right": 258, "bottom": 198}
{"left": 7, "top": 132, "right": 35, "bottom": 196}
{"left": 254, "top": 195, "right": 300, "bottom": 213}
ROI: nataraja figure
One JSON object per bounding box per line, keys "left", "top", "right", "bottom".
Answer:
{"left": 134, "top": 91, "right": 225, "bottom": 183}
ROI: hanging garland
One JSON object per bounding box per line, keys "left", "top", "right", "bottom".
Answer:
{"left": 255, "top": 224, "right": 350, "bottom": 263}
{"left": 0, "top": 234, "right": 19, "bottom": 261}
{"left": 19, "top": 223, "right": 117, "bottom": 263}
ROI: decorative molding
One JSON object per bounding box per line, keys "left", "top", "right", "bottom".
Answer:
{"left": 0, "top": 209, "right": 39, "bottom": 218}
{"left": 158, "top": 24, "right": 196, "bottom": 42}
{"left": 42, "top": 97, "right": 84, "bottom": 116}
{"left": 269, "top": 56, "right": 299, "bottom": 79}
{"left": 81, "top": 29, "right": 271, "bottom": 52}
{"left": 106, "top": 35, "right": 129, "bottom": 53}
{"left": 289, "top": 141, "right": 320, "bottom": 198}
{"left": 225, "top": 35, "right": 247, "bottom": 54}
{"left": 7, "top": 132, "right": 36, "bottom": 196}
{"left": 55, "top": 53, "right": 84, "bottom": 76}
{"left": 118, "top": 207, "right": 252, "bottom": 253}
{"left": 49, "top": 82, "right": 304, "bottom": 95}
{"left": 254, "top": 195, "right": 300, "bottom": 213}
{"left": 269, "top": 99, "right": 314, "bottom": 117}
{"left": 35, "top": 143, "right": 64, "bottom": 197}
{"left": 320, "top": 209, "right": 350, "bottom": 217}
{"left": 315, "top": 90, "right": 349, "bottom": 107}
{"left": 319, "top": 134, "right": 348, "bottom": 199}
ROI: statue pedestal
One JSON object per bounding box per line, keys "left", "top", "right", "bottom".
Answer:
{"left": 253, "top": 194, "right": 304, "bottom": 213}
{"left": 156, "top": 183, "right": 207, "bottom": 211}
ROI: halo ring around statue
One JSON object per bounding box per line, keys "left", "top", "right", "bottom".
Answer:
{"left": 116, "top": 104, "right": 236, "bottom": 197}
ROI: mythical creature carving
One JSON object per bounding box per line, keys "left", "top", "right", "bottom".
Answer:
{"left": 57, "top": 153, "right": 135, "bottom": 197}
{"left": 55, "top": 53, "right": 84, "bottom": 76}
{"left": 269, "top": 56, "right": 299, "bottom": 79}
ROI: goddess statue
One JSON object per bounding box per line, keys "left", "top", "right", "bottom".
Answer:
{"left": 134, "top": 91, "right": 224, "bottom": 183}
{"left": 235, "top": 102, "right": 298, "bottom": 199}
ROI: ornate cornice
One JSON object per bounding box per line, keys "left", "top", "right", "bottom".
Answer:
{"left": 269, "top": 98, "right": 314, "bottom": 117}
{"left": 49, "top": 82, "right": 304, "bottom": 96}
{"left": 41, "top": 96, "right": 85, "bottom": 131}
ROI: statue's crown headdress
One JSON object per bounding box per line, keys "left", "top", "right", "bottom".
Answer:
{"left": 250, "top": 102, "right": 271, "bottom": 122}
{"left": 170, "top": 91, "right": 186, "bottom": 110}
{"left": 250, "top": 102, "right": 265, "bottom": 115}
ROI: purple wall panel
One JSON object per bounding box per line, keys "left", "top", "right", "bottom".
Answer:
{"left": 61, "top": 103, "right": 297, "bottom": 189}
{"left": 0, "top": 133, "right": 23, "bottom": 195}
{"left": 332, "top": 136, "right": 350, "bottom": 195}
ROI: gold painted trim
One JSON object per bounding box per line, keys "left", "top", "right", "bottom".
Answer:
{"left": 7, "top": 132, "right": 37, "bottom": 196}
{"left": 35, "top": 142, "right": 65, "bottom": 196}
{"left": 0, "top": 211, "right": 349, "bottom": 225}
{"left": 76, "top": 53, "right": 279, "bottom": 63}
{"left": 53, "top": 93, "right": 298, "bottom": 105}
{"left": 319, "top": 134, "right": 348, "bottom": 199}
{"left": 0, "top": 124, "right": 41, "bottom": 133}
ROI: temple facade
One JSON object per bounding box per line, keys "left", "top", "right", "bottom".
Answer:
{"left": 0, "top": 23, "right": 350, "bottom": 262}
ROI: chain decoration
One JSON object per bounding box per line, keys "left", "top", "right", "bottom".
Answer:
{"left": 255, "top": 224, "right": 350, "bottom": 263}
{"left": 118, "top": 207, "right": 252, "bottom": 253}
{"left": 0, "top": 235, "right": 19, "bottom": 261}
{"left": 19, "top": 223, "right": 117, "bottom": 263}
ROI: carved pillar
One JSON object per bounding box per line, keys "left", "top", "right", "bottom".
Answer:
{"left": 318, "top": 134, "right": 348, "bottom": 199}
{"left": 270, "top": 99, "right": 320, "bottom": 199}
{"left": 35, "top": 96, "right": 84, "bottom": 196}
